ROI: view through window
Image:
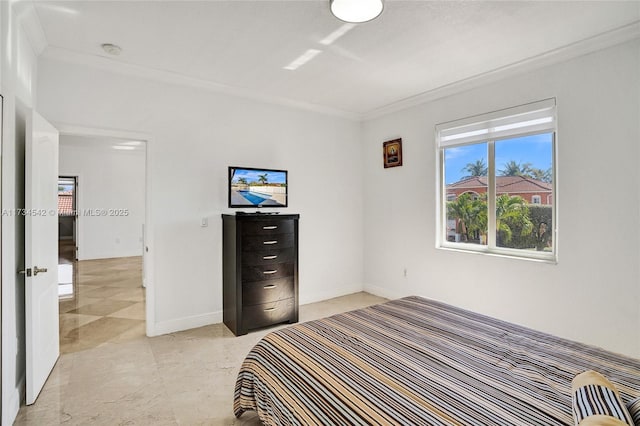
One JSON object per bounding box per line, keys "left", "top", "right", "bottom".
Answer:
{"left": 438, "top": 99, "right": 556, "bottom": 260}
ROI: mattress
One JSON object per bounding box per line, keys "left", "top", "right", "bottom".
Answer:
{"left": 234, "top": 296, "right": 640, "bottom": 425}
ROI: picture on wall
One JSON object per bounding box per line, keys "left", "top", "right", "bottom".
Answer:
{"left": 383, "top": 138, "right": 402, "bottom": 168}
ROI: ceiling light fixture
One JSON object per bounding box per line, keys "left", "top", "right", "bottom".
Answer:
{"left": 101, "top": 43, "right": 122, "bottom": 56}
{"left": 330, "top": 0, "right": 383, "bottom": 23}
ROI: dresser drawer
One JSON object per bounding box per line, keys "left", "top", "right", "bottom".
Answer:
{"left": 242, "top": 248, "right": 295, "bottom": 266}
{"left": 242, "top": 278, "right": 294, "bottom": 306}
{"left": 241, "top": 220, "right": 294, "bottom": 236}
{"left": 242, "top": 233, "right": 294, "bottom": 251}
{"left": 243, "top": 298, "right": 295, "bottom": 330}
{"left": 242, "top": 262, "right": 294, "bottom": 282}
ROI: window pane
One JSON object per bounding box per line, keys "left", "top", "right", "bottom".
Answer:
{"left": 494, "top": 133, "right": 553, "bottom": 252}
{"left": 444, "top": 143, "right": 488, "bottom": 245}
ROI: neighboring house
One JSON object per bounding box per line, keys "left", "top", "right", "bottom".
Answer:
{"left": 446, "top": 175, "right": 553, "bottom": 205}
{"left": 57, "top": 191, "right": 74, "bottom": 216}
{"left": 58, "top": 191, "right": 75, "bottom": 241}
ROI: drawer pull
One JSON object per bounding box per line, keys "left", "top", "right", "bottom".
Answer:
{"left": 263, "top": 270, "right": 278, "bottom": 275}
{"left": 263, "top": 240, "right": 278, "bottom": 245}
{"left": 264, "top": 307, "right": 277, "bottom": 312}
{"left": 264, "top": 284, "right": 276, "bottom": 289}
{"left": 263, "top": 255, "right": 278, "bottom": 260}
{"left": 263, "top": 226, "right": 278, "bottom": 230}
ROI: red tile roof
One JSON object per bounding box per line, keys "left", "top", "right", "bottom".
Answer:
{"left": 447, "top": 175, "right": 552, "bottom": 192}
{"left": 58, "top": 193, "right": 74, "bottom": 216}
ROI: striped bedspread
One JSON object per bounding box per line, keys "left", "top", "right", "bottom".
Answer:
{"left": 234, "top": 296, "right": 640, "bottom": 425}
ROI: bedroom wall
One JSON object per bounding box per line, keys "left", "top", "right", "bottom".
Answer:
{"left": 36, "top": 57, "right": 364, "bottom": 335}
{"left": 361, "top": 39, "right": 640, "bottom": 358}
{"left": 59, "top": 137, "right": 146, "bottom": 260}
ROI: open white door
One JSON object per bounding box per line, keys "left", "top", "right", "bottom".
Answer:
{"left": 24, "top": 110, "right": 59, "bottom": 405}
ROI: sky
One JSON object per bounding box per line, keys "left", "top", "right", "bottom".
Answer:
{"left": 444, "top": 133, "right": 553, "bottom": 184}
{"left": 231, "top": 168, "right": 287, "bottom": 185}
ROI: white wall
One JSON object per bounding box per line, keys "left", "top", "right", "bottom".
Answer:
{"left": 362, "top": 39, "right": 640, "bottom": 358}
{"left": 59, "top": 137, "right": 145, "bottom": 260}
{"left": 37, "top": 58, "right": 364, "bottom": 335}
{"left": 1, "top": 2, "right": 39, "bottom": 424}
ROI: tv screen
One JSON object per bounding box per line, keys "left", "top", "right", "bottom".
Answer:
{"left": 228, "top": 166, "right": 288, "bottom": 208}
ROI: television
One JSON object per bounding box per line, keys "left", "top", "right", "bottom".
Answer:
{"left": 228, "top": 166, "right": 288, "bottom": 208}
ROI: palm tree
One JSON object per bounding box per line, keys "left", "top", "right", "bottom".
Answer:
{"left": 461, "top": 159, "right": 487, "bottom": 178}
{"left": 447, "top": 193, "right": 487, "bottom": 242}
{"left": 258, "top": 173, "right": 268, "bottom": 185}
{"left": 498, "top": 161, "right": 532, "bottom": 177}
{"left": 529, "top": 167, "right": 552, "bottom": 183}
{"left": 447, "top": 194, "right": 471, "bottom": 241}
{"left": 495, "top": 194, "right": 532, "bottom": 245}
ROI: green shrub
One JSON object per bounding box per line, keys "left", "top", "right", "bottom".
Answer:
{"left": 529, "top": 205, "right": 553, "bottom": 251}
{"left": 499, "top": 204, "right": 552, "bottom": 250}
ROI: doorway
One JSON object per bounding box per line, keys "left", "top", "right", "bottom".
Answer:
{"left": 58, "top": 176, "right": 77, "bottom": 299}
{"left": 57, "top": 135, "right": 148, "bottom": 354}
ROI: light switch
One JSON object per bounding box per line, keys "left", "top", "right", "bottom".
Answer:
{"left": 201, "top": 217, "right": 208, "bottom": 227}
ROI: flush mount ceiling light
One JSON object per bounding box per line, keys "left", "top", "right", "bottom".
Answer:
{"left": 330, "top": 0, "right": 383, "bottom": 23}
{"left": 101, "top": 43, "right": 122, "bottom": 56}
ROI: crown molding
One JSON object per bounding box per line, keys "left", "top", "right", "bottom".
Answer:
{"left": 14, "top": 3, "right": 48, "bottom": 56}
{"left": 41, "top": 46, "right": 363, "bottom": 122}
{"left": 362, "top": 21, "right": 640, "bottom": 121}
{"left": 36, "top": 19, "right": 639, "bottom": 124}
{"left": 54, "top": 122, "right": 151, "bottom": 142}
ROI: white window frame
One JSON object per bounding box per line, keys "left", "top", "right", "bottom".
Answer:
{"left": 435, "top": 98, "right": 557, "bottom": 262}
{"left": 531, "top": 195, "right": 542, "bottom": 204}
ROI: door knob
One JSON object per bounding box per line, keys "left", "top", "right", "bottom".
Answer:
{"left": 33, "top": 266, "right": 48, "bottom": 276}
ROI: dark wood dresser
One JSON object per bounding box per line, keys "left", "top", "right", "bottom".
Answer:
{"left": 221, "top": 213, "right": 299, "bottom": 336}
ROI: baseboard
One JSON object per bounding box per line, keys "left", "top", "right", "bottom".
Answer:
{"left": 2, "top": 373, "right": 25, "bottom": 426}
{"left": 149, "top": 285, "right": 365, "bottom": 336}
{"left": 77, "top": 251, "right": 144, "bottom": 261}
{"left": 363, "top": 283, "right": 408, "bottom": 301}
{"left": 299, "top": 283, "right": 364, "bottom": 306}
{"left": 149, "top": 310, "right": 222, "bottom": 336}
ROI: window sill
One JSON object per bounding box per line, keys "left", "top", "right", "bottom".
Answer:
{"left": 437, "top": 244, "right": 557, "bottom": 264}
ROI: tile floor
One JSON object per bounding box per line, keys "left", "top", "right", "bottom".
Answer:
{"left": 15, "top": 292, "right": 386, "bottom": 425}
{"left": 58, "top": 253, "right": 146, "bottom": 354}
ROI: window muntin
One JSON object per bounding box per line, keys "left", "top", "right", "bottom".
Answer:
{"left": 437, "top": 99, "right": 556, "bottom": 261}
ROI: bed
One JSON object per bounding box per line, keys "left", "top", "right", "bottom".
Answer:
{"left": 234, "top": 296, "right": 640, "bottom": 425}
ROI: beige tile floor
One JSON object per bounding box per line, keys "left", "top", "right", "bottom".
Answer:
{"left": 58, "top": 250, "right": 146, "bottom": 354}
{"left": 15, "top": 292, "right": 387, "bottom": 425}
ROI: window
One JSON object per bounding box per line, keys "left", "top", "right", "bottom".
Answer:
{"left": 437, "top": 99, "right": 556, "bottom": 261}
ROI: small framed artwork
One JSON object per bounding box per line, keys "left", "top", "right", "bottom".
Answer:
{"left": 383, "top": 138, "right": 402, "bottom": 168}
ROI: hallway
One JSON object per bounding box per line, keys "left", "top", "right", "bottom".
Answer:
{"left": 58, "top": 244, "right": 145, "bottom": 354}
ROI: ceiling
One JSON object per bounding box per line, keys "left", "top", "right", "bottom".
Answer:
{"left": 60, "top": 134, "right": 145, "bottom": 151}
{"left": 27, "top": 1, "right": 640, "bottom": 118}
